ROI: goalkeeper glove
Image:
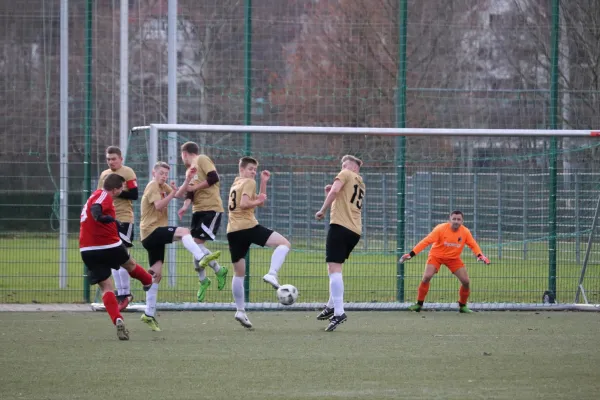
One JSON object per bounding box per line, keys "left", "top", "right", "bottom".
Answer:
{"left": 399, "top": 251, "right": 416, "bottom": 264}
{"left": 477, "top": 254, "right": 490, "bottom": 265}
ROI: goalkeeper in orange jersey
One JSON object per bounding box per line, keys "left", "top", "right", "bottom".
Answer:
{"left": 399, "top": 210, "right": 490, "bottom": 313}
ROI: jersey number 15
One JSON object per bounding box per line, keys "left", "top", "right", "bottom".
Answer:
{"left": 350, "top": 184, "right": 364, "bottom": 209}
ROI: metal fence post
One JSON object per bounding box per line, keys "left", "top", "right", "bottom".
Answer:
{"left": 383, "top": 174, "right": 388, "bottom": 252}
{"left": 473, "top": 173, "right": 478, "bottom": 238}
{"left": 523, "top": 173, "right": 528, "bottom": 260}
{"left": 575, "top": 172, "right": 580, "bottom": 264}
{"left": 288, "top": 171, "right": 293, "bottom": 238}
{"left": 497, "top": 172, "right": 502, "bottom": 259}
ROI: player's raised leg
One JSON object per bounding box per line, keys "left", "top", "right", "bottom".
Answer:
{"left": 174, "top": 227, "right": 220, "bottom": 270}
{"left": 121, "top": 256, "right": 153, "bottom": 289}
{"left": 190, "top": 211, "right": 227, "bottom": 298}
{"left": 197, "top": 242, "right": 227, "bottom": 285}
{"left": 262, "top": 232, "right": 291, "bottom": 290}
{"left": 195, "top": 239, "right": 228, "bottom": 302}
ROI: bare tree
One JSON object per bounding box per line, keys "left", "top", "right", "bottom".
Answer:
{"left": 493, "top": 0, "right": 600, "bottom": 171}
{"left": 273, "top": 0, "right": 468, "bottom": 165}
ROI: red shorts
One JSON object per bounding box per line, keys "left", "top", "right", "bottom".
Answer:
{"left": 426, "top": 255, "right": 464, "bottom": 273}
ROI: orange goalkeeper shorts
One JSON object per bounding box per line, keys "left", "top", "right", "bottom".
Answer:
{"left": 426, "top": 255, "right": 465, "bottom": 274}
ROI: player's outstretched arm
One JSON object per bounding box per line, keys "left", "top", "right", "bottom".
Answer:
{"left": 240, "top": 193, "right": 266, "bottom": 210}
{"left": 399, "top": 226, "right": 442, "bottom": 263}
{"left": 476, "top": 254, "right": 491, "bottom": 264}
{"left": 257, "top": 170, "right": 270, "bottom": 207}
{"left": 465, "top": 233, "right": 490, "bottom": 264}
{"left": 315, "top": 179, "right": 344, "bottom": 220}
{"left": 413, "top": 226, "right": 442, "bottom": 254}
{"left": 398, "top": 250, "right": 417, "bottom": 264}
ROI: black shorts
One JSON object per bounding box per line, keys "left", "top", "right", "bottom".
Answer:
{"left": 227, "top": 224, "right": 273, "bottom": 263}
{"left": 190, "top": 211, "right": 222, "bottom": 241}
{"left": 81, "top": 245, "right": 130, "bottom": 285}
{"left": 141, "top": 226, "right": 176, "bottom": 266}
{"left": 118, "top": 222, "right": 135, "bottom": 248}
{"left": 326, "top": 224, "right": 361, "bottom": 263}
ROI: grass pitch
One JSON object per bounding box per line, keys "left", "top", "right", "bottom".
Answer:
{"left": 1, "top": 310, "right": 599, "bottom": 400}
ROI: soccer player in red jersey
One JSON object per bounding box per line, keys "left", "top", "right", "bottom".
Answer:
{"left": 80, "top": 173, "right": 154, "bottom": 340}
{"left": 97, "top": 145, "right": 139, "bottom": 310}
{"left": 400, "top": 210, "right": 490, "bottom": 313}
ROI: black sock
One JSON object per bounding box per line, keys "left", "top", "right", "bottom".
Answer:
{"left": 417, "top": 301, "right": 424, "bottom": 306}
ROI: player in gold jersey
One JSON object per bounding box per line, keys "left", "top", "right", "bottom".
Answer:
{"left": 175, "top": 141, "right": 227, "bottom": 303}
{"left": 315, "top": 155, "right": 365, "bottom": 332}
{"left": 226, "top": 157, "right": 292, "bottom": 329}
{"left": 138, "top": 162, "right": 220, "bottom": 331}
{"left": 97, "top": 146, "right": 138, "bottom": 310}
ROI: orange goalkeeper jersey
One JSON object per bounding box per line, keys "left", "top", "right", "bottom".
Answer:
{"left": 412, "top": 223, "right": 482, "bottom": 259}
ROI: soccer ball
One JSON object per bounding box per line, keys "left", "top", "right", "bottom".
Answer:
{"left": 277, "top": 284, "right": 298, "bottom": 306}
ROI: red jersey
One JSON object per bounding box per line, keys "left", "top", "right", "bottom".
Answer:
{"left": 79, "top": 189, "right": 122, "bottom": 251}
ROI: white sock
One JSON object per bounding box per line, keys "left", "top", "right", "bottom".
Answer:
{"left": 268, "top": 245, "right": 290, "bottom": 276}
{"left": 197, "top": 267, "right": 207, "bottom": 281}
{"left": 326, "top": 274, "right": 334, "bottom": 308}
{"left": 198, "top": 243, "right": 221, "bottom": 273}
{"left": 119, "top": 268, "right": 131, "bottom": 295}
{"left": 112, "top": 269, "right": 122, "bottom": 295}
{"left": 329, "top": 272, "right": 345, "bottom": 316}
{"left": 181, "top": 234, "right": 206, "bottom": 260}
{"left": 145, "top": 283, "right": 159, "bottom": 317}
{"left": 326, "top": 295, "right": 334, "bottom": 308}
{"left": 232, "top": 276, "right": 245, "bottom": 311}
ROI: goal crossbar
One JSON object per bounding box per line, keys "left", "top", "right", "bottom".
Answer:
{"left": 136, "top": 123, "right": 599, "bottom": 137}
{"left": 138, "top": 124, "right": 600, "bottom": 175}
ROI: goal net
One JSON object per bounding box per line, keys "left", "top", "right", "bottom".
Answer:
{"left": 91, "top": 124, "right": 600, "bottom": 312}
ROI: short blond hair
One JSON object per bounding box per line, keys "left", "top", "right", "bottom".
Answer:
{"left": 341, "top": 154, "right": 363, "bottom": 167}
{"left": 153, "top": 161, "right": 170, "bottom": 170}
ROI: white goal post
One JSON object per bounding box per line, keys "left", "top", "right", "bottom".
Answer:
{"left": 91, "top": 123, "right": 600, "bottom": 312}
{"left": 144, "top": 124, "right": 598, "bottom": 176}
